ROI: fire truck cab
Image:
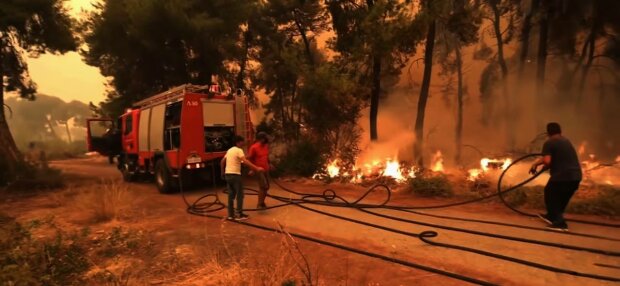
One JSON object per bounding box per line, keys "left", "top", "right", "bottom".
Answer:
{"left": 86, "top": 84, "right": 254, "bottom": 193}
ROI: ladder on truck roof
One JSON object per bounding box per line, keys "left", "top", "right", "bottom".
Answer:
{"left": 234, "top": 95, "right": 255, "bottom": 147}
{"left": 243, "top": 96, "right": 255, "bottom": 142}
{"left": 132, "top": 84, "right": 211, "bottom": 108}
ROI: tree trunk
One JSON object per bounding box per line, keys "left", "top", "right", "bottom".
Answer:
{"left": 414, "top": 19, "right": 436, "bottom": 167}
{"left": 455, "top": 44, "right": 464, "bottom": 165}
{"left": 370, "top": 55, "right": 381, "bottom": 141}
{"left": 517, "top": 0, "right": 538, "bottom": 78}
{"left": 567, "top": 0, "right": 599, "bottom": 106}
{"left": 490, "top": 1, "right": 514, "bottom": 149}
{"left": 576, "top": 20, "right": 598, "bottom": 105}
{"left": 0, "top": 47, "right": 23, "bottom": 184}
{"left": 490, "top": 4, "right": 508, "bottom": 79}
{"left": 294, "top": 16, "right": 314, "bottom": 68}
{"left": 366, "top": 0, "right": 380, "bottom": 142}
{"left": 535, "top": 2, "right": 549, "bottom": 128}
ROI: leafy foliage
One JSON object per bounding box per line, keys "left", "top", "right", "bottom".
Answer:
{"left": 273, "top": 138, "right": 325, "bottom": 177}
{"left": 0, "top": 0, "right": 77, "bottom": 98}
{"left": 82, "top": 0, "right": 258, "bottom": 117}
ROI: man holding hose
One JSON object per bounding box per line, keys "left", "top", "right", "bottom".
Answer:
{"left": 530, "top": 122, "right": 582, "bottom": 231}
{"left": 221, "top": 136, "right": 264, "bottom": 220}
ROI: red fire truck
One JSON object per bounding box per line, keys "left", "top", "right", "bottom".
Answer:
{"left": 86, "top": 84, "right": 254, "bottom": 193}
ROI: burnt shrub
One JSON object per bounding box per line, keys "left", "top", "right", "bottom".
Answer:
{"left": 408, "top": 174, "right": 453, "bottom": 197}
{"left": 568, "top": 186, "right": 620, "bottom": 216}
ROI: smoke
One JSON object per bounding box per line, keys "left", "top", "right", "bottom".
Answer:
{"left": 354, "top": 34, "right": 620, "bottom": 172}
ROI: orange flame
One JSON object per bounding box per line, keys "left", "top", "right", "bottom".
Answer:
{"left": 467, "top": 157, "right": 512, "bottom": 181}
{"left": 383, "top": 159, "right": 406, "bottom": 182}
{"left": 318, "top": 157, "right": 416, "bottom": 183}
{"left": 326, "top": 159, "right": 340, "bottom": 177}
{"left": 578, "top": 141, "right": 587, "bottom": 156}
{"left": 431, "top": 151, "right": 444, "bottom": 172}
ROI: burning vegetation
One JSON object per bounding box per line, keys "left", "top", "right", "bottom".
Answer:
{"left": 313, "top": 141, "right": 620, "bottom": 189}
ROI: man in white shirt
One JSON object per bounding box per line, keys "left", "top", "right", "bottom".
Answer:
{"left": 220, "top": 136, "right": 264, "bottom": 220}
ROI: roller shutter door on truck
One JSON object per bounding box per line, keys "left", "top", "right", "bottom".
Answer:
{"left": 149, "top": 104, "right": 166, "bottom": 151}
{"left": 202, "top": 101, "right": 235, "bottom": 127}
{"left": 138, "top": 108, "right": 150, "bottom": 152}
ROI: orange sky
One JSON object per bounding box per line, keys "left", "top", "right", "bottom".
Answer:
{"left": 26, "top": 0, "right": 106, "bottom": 104}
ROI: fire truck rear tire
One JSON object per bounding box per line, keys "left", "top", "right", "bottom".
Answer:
{"left": 155, "top": 159, "right": 177, "bottom": 194}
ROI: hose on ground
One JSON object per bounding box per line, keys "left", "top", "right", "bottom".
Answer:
{"left": 178, "top": 153, "right": 620, "bottom": 283}
{"left": 178, "top": 170, "right": 495, "bottom": 285}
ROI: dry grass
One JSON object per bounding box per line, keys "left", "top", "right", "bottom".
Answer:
{"left": 143, "top": 221, "right": 322, "bottom": 286}
{"left": 75, "top": 180, "right": 132, "bottom": 222}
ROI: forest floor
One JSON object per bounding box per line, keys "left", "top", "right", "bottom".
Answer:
{"left": 1, "top": 156, "right": 619, "bottom": 285}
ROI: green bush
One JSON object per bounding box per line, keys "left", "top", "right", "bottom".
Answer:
{"left": 408, "top": 174, "right": 453, "bottom": 197}
{"left": 0, "top": 214, "right": 90, "bottom": 285}
{"left": 274, "top": 139, "right": 325, "bottom": 177}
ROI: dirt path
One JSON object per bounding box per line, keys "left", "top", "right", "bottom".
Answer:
{"left": 6, "top": 157, "right": 620, "bottom": 285}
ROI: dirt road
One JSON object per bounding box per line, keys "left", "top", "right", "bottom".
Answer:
{"left": 26, "top": 158, "right": 620, "bottom": 284}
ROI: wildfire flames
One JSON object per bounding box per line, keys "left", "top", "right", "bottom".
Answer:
{"left": 431, "top": 151, "right": 444, "bottom": 172}
{"left": 467, "top": 158, "right": 512, "bottom": 181}
{"left": 316, "top": 157, "right": 416, "bottom": 183}
{"left": 316, "top": 150, "right": 449, "bottom": 183}
{"left": 314, "top": 142, "right": 619, "bottom": 186}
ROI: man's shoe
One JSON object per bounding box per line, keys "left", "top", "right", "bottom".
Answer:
{"left": 236, "top": 214, "right": 249, "bottom": 220}
{"left": 257, "top": 203, "right": 267, "bottom": 210}
{"left": 537, "top": 213, "right": 552, "bottom": 225}
{"left": 546, "top": 223, "right": 569, "bottom": 232}
{"left": 226, "top": 216, "right": 235, "bottom": 221}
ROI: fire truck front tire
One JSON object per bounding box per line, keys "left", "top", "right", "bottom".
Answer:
{"left": 155, "top": 160, "right": 177, "bottom": 194}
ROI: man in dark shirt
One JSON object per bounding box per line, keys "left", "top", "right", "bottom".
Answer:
{"left": 530, "top": 122, "right": 582, "bottom": 231}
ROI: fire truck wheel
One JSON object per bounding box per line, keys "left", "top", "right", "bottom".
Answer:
{"left": 155, "top": 159, "right": 177, "bottom": 194}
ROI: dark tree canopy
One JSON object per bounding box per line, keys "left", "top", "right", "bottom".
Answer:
{"left": 82, "top": 0, "right": 258, "bottom": 117}
{"left": 1, "top": 0, "right": 76, "bottom": 184}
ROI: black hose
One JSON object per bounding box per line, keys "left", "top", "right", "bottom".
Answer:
{"left": 267, "top": 181, "right": 620, "bottom": 282}
{"left": 178, "top": 157, "right": 620, "bottom": 283}
{"left": 178, "top": 171, "right": 495, "bottom": 285}
{"left": 272, "top": 183, "right": 620, "bottom": 250}
{"left": 391, "top": 208, "right": 620, "bottom": 242}
{"left": 419, "top": 231, "right": 620, "bottom": 282}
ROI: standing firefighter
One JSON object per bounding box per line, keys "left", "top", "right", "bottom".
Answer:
{"left": 530, "top": 122, "right": 582, "bottom": 231}
{"left": 248, "top": 132, "right": 272, "bottom": 209}
{"left": 221, "top": 136, "right": 264, "bottom": 220}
